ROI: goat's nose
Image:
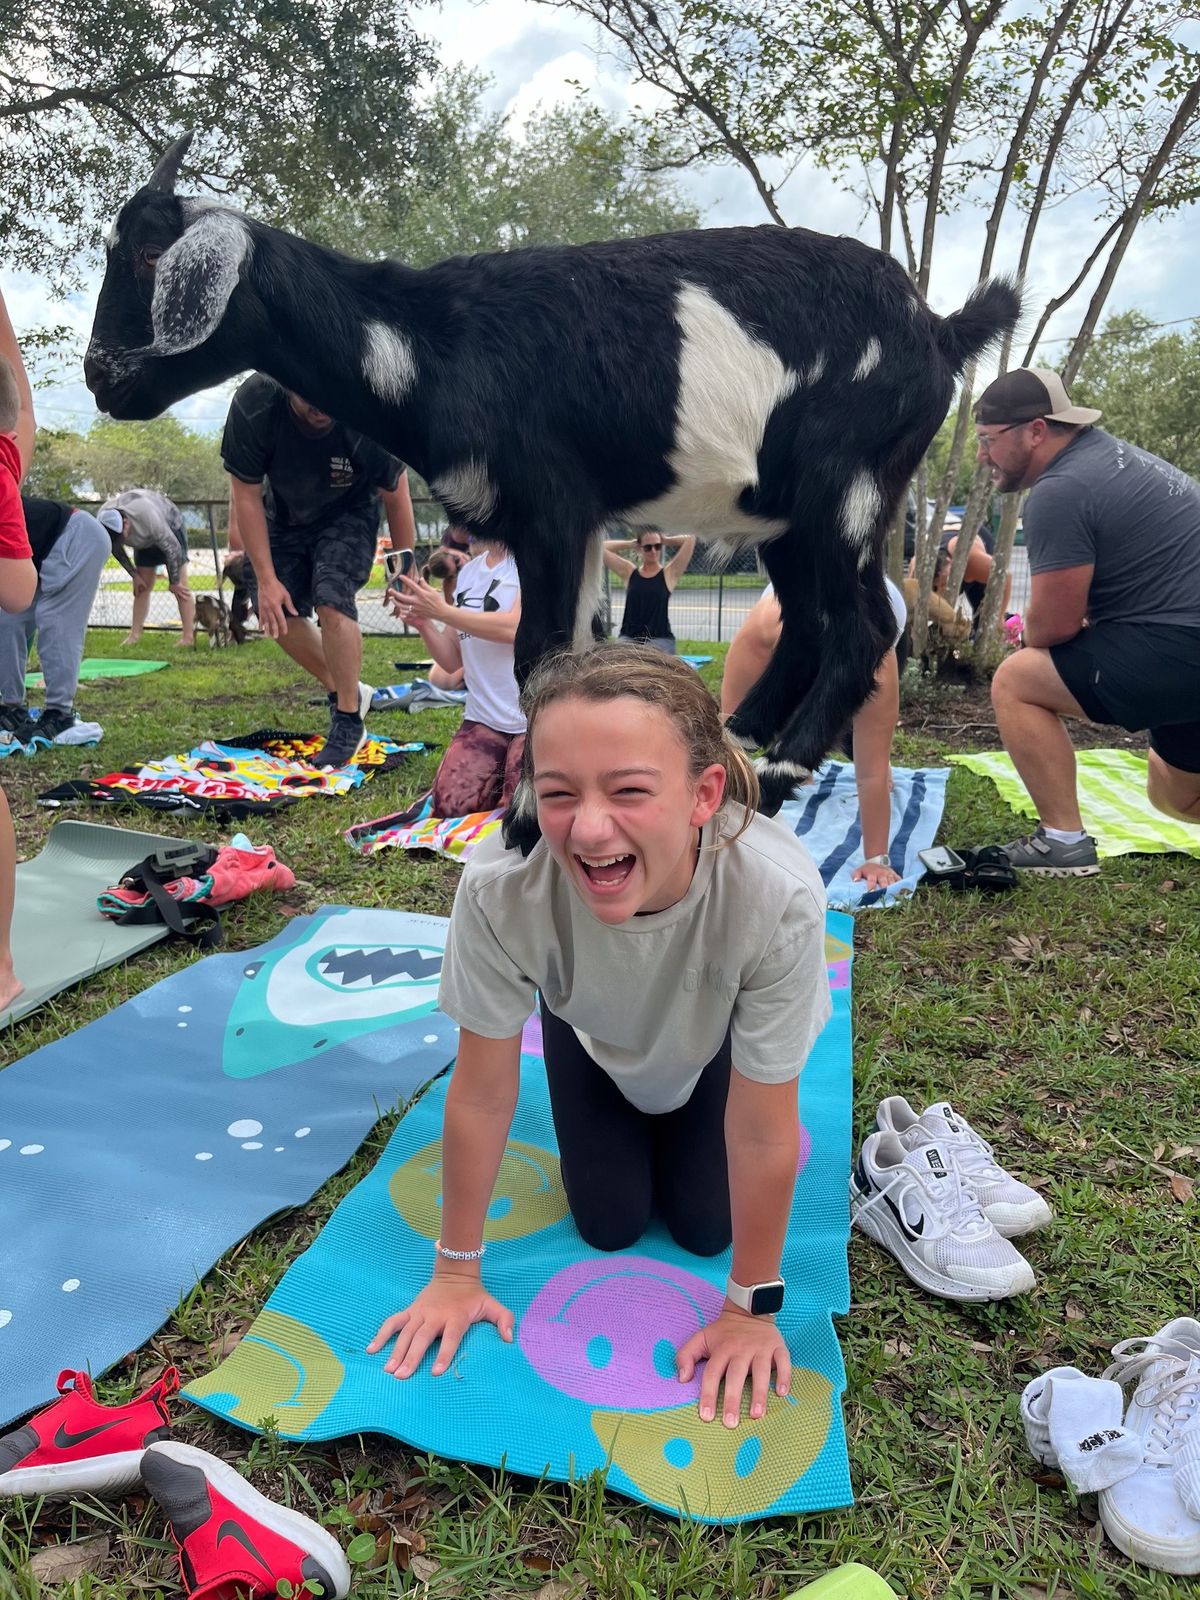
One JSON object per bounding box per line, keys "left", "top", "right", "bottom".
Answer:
{"left": 83, "top": 350, "right": 105, "bottom": 394}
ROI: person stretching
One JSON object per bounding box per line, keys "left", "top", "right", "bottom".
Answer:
{"left": 603, "top": 530, "right": 696, "bottom": 652}
{"left": 390, "top": 538, "right": 524, "bottom": 814}
{"left": 98, "top": 490, "right": 194, "bottom": 648}
{"left": 369, "top": 646, "right": 831, "bottom": 1429}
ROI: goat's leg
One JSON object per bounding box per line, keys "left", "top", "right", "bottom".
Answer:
{"left": 757, "top": 560, "right": 892, "bottom": 815}
{"left": 725, "top": 530, "right": 821, "bottom": 753}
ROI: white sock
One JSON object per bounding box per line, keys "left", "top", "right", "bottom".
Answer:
{"left": 1041, "top": 827, "right": 1087, "bottom": 844}
{"left": 1024, "top": 1368, "right": 1141, "bottom": 1492}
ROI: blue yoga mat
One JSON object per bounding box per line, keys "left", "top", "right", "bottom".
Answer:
{"left": 779, "top": 761, "right": 948, "bottom": 908}
{"left": 187, "top": 915, "right": 854, "bottom": 1524}
{"left": 0, "top": 908, "right": 455, "bottom": 1427}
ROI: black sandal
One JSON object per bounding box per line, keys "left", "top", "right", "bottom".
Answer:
{"left": 960, "top": 845, "right": 1019, "bottom": 894}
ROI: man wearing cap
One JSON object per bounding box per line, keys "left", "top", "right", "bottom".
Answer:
{"left": 975, "top": 367, "right": 1200, "bottom": 872}
{"left": 98, "top": 489, "right": 195, "bottom": 648}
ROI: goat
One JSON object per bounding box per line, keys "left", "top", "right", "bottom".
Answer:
{"left": 85, "top": 132, "right": 1020, "bottom": 844}
{"left": 222, "top": 551, "right": 253, "bottom": 643}
{"left": 193, "top": 592, "right": 231, "bottom": 647}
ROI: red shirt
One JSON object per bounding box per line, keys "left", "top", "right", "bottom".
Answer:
{"left": 0, "top": 434, "right": 33, "bottom": 560}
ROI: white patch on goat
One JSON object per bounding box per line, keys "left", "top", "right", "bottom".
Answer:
{"left": 510, "top": 776, "right": 536, "bottom": 820}
{"left": 853, "top": 337, "right": 882, "bottom": 380}
{"left": 572, "top": 536, "right": 605, "bottom": 651}
{"left": 431, "top": 460, "right": 498, "bottom": 523}
{"left": 363, "top": 322, "right": 418, "bottom": 405}
{"left": 628, "top": 283, "right": 795, "bottom": 541}
{"left": 801, "top": 352, "right": 826, "bottom": 387}
{"left": 103, "top": 215, "right": 120, "bottom": 251}
{"left": 150, "top": 210, "right": 252, "bottom": 357}
{"left": 840, "top": 470, "right": 882, "bottom": 566}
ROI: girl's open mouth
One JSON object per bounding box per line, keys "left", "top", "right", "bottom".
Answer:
{"left": 576, "top": 853, "right": 636, "bottom": 890}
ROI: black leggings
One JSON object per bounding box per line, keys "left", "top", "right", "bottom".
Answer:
{"left": 540, "top": 1001, "right": 732, "bottom": 1257}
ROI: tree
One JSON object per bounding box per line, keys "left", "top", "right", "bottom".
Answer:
{"left": 21, "top": 416, "right": 226, "bottom": 502}
{"left": 308, "top": 69, "right": 702, "bottom": 265}
{"left": 1, "top": 0, "right": 434, "bottom": 290}
{"left": 1067, "top": 312, "right": 1200, "bottom": 477}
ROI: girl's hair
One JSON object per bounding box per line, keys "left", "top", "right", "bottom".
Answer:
{"left": 520, "top": 644, "right": 760, "bottom": 844}
{"left": 423, "top": 547, "right": 461, "bottom": 584}
{"left": 0, "top": 355, "right": 19, "bottom": 436}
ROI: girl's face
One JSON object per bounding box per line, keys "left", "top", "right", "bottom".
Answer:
{"left": 531, "top": 696, "right": 726, "bottom": 924}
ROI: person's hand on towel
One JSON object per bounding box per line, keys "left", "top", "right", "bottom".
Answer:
{"left": 675, "top": 1308, "right": 792, "bottom": 1428}
{"left": 851, "top": 858, "right": 901, "bottom": 892}
{"left": 367, "top": 1275, "right": 516, "bottom": 1379}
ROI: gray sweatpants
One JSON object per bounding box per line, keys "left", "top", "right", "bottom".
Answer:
{"left": 0, "top": 510, "right": 110, "bottom": 710}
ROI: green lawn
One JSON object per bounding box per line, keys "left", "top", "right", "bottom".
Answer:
{"left": 1, "top": 632, "right": 1198, "bottom": 1599}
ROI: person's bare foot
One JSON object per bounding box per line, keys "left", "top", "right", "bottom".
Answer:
{"left": 177, "top": 635, "right": 195, "bottom": 648}
{"left": 0, "top": 963, "right": 24, "bottom": 1015}
{"left": 122, "top": 631, "right": 141, "bottom": 646}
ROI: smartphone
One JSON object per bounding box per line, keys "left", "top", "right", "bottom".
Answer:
{"left": 918, "top": 845, "right": 967, "bottom": 876}
{"left": 384, "top": 549, "right": 416, "bottom": 587}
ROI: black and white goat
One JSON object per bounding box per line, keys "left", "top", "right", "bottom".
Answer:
{"left": 86, "top": 132, "right": 1019, "bottom": 835}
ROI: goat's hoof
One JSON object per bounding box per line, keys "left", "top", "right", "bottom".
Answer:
{"left": 501, "top": 806, "right": 542, "bottom": 858}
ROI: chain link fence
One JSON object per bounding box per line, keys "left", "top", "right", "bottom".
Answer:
{"left": 82, "top": 498, "right": 1029, "bottom": 642}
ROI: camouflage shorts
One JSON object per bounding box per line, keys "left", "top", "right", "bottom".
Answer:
{"left": 431, "top": 719, "right": 526, "bottom": 816}
{"left": 242, "top": 504, "right": 378, "bottom": 620}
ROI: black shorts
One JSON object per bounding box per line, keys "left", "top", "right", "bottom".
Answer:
{"left": 134, "top": 528, "right": 189, "bottom": 569}
{"left": 243, "top": 504, "right": 378, "bottom": 621}
{"left": 1050, "top": 622, "right": 1200, "bottom": 774}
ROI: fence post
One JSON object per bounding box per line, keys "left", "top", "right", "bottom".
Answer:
{"left": 207, "top": 502, "right": 223, "bottom": 603}
{"left": 716, "top": 573, "right": 724, "bottom": 642}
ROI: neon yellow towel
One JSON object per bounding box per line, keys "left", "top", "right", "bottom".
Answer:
{"left": 951, "top": 749, "right": 1200, "bottom": 860}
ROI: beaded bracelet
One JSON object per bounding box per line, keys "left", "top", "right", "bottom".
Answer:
{"left": 435, "top": 1239, "right": 486, "bottom": 1261}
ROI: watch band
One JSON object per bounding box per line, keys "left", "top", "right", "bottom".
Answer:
{"left": 863, "top": 853, "right": 892, "bottom": 867}
{"left": 725, "top": 1275, "right": 786, "bottom": 1314}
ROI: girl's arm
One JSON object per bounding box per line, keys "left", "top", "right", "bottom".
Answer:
{"left": 676, "top": 1070, "right": 798, "bottom": 1427}
{"left": 409, "top": 611, "right": 464, "bottom": 675}
{"left": 602, "top": 544, "right": 635, "bottom": 580}
{"left": 369, "top": 1027, "right": 522, "bottom": 1376}
{"left": 664, "top": 534, "right": 696, "bottom": 591}
{"left": 395, "top": 572, "right": 521, "bottom": 644}
{"left": 0, "top": 286, "right": 34, "bottom": 474}
{"left": 850, "top": 648, "right": 901, "bottom": 889}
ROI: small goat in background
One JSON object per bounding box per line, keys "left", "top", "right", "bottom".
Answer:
{"left": 85, "top": 132, "right": 1019, "bottom": 844}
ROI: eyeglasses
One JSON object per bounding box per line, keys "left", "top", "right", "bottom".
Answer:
{"left": 975, "top": 422, "right": 1026, "bottom": 452}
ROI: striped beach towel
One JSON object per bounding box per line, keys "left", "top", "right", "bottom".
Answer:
{"left": 951, "top": 748, "right": 1200, "bottom": 860}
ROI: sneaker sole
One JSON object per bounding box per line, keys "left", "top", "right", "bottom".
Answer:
{"left": 0, "top": 1448, "right": 148, "bottom": 1499}
{"left": 1013, "top": 863, "right": 1101, "bottom": 877}
{"left": 1098, "top": 1493, "right": 1200, "bottom": 1575}
{"left": 143, "top": 1440, "right": 352, "bottom": 1598}
{"left": 850, "top": 1183, "right": 1036, "bottom": 1301}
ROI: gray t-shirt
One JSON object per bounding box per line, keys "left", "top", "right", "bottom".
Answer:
{"left": 100, "top": 490, "right": 187, "bottom": 585}
{"left": 1024, "top": 428, "right": 1200, "bottom": 627}
{"left": 438, "top": 809, "right": 831, "bottom": 1115}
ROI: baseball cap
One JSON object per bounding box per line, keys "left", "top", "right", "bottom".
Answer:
{"left": 974, "top": 367, "right": 1102, "bottom": 427}
{"left": 97, "top": 508, "right": 124, "bottom": 534}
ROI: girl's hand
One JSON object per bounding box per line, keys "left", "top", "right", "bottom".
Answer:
{"left": 367, "top": 1274, "right": 515, "bottom": 1378}
{"left": 851, "top": 860, "right": 901, "bottom": 891}
{"left": 391, "top": 571, "right": 450, "bottom": 625}
{"left": 675, "top": 1307, "right": 791, "bottom": 1427}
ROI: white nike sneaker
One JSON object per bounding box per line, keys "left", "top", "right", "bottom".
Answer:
{"left": 850, "top": 1130, "right": 1036, "bottom": 1301}
{"left": 876, "top": 1096, "right": 1052, "bottom": 1238}
{"left": 1099, "top": 1318, "right": 1200, "bottom": 1574}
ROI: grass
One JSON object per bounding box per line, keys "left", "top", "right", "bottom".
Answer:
{"left": 1, "top": 631, "right": 1198, "bottom": 1599}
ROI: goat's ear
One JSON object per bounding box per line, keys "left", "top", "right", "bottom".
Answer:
{"left": 146, "top": 131, "right": 195, "bottom": 195}
{"left": 149, "top": 211, "right": 251, "bottom": 357}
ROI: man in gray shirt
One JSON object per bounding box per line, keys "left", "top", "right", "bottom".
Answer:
{"left": 974, "top": 367, "right": 1200, "bottom": 872}
{"left": 99, "top": 489, "right": 195, "bottom": 648}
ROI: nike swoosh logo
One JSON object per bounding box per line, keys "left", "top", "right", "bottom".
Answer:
{"left": 883, "top": 1192, "right": 925, "bottom": 1240}
{"left": 216, "top": 1520, "right": 270, "bottom": 1569}
{"left": 53, "top": 1419, "right": 121, "bottom": 1449}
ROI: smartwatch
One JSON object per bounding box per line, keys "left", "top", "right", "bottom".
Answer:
{"left": 725, "top": 1276, "right": 785, "bottom": 1315}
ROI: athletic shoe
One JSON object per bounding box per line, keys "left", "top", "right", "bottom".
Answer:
{"left": 1003, "top": 827, "right": 1100, "bottom": 876}
{"left": 312, "top": 709, "right": 366, "bottom": 771}
{"left": 23, "top": 706, "right": 103, "bottom": 749}
{"left": 142, "top": 1440, "right": 351, "bottom": 1599}
{"left": 0, "top": 1367, "right": 177, "bottom": 1499}
{"left": 850, "top": 1130, "right": 1036, "bottom": 1301}
{"left": 875, "top": 1096, "right": 1052, "bottom": 1238}
{"left": 325, "top": 682, "right": 375, "bottom": 720}
{"left": 1099, "top": 1319, "right": 1200, "bottom": 1574}
{"left": 0, "top": 703, "right": 28, "bottom": 735}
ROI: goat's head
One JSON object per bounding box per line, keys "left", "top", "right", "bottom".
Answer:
{"left": 85, "top": 133, "right": 255, "bottom": 419}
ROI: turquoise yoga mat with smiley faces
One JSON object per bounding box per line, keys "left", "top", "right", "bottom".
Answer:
{"left": 185, "top": 914, "right": 855, "bottom": 1524}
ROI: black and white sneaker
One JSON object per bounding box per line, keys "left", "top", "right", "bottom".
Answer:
{"left": 325, "top": 682, "right": 375, "bottom": 721}
{"left": 23, "top": 706, "right": 103, "bottom": 749}
{"left": 850, "top": 1130, "right": 1036, "bottom": 1301}
{"left": 312, "top": 709, "right": 366, "bottom": 771}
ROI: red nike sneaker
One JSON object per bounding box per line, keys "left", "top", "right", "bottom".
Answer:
{"left": 0, "top": 1367, "right": 177, "bottom": 1498}
{"left": 141, "top": 1441, "right": 351, "bottom": 1600}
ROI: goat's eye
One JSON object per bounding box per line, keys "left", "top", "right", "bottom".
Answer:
{"left": 140, "top": 247, "right": 163, "bottom": 270}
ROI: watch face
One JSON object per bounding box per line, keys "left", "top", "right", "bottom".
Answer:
{"left": 750, "top": 1281, "right": 785, "bottom": 1315}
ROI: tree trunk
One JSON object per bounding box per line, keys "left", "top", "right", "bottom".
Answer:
{"left": 974, "top": 493, "right": 1022, "bottom": 667}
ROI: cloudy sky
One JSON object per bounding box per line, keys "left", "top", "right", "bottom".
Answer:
{"left": 10, "top": 0, "right": 1198, "bottom": 435}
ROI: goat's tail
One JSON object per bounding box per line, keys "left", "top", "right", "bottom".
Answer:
{"left": 935, "top": 275, "right": 1022, "bottom": 373}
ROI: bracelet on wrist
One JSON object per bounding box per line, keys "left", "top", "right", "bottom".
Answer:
{"left": 435, "top": 1239, "right": 486, "bottom": 1262}
{"left": 863, "top": 853, "right": 892, "bottom": 868}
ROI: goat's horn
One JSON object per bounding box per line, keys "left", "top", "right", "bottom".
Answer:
{"left": 146, "top": 131, "right": 195, "bottom": 195}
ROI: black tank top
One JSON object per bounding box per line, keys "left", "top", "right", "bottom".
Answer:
{"left": 620, "top": 568, "right": 673, "bottom": 641}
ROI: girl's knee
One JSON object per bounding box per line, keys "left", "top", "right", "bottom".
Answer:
{"left": 666, "top": 1214, "right": 732, "bottom": 1258}
{"left": 574, "top": 1210, "right": 647, "bottom": 1253}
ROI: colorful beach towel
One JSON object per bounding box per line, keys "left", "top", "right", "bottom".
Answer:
{"left": 347, "top": 794, "right": 502, "bottom": 859}
{"left": 186, "top": 916, "right": 854, "bottom": 1525}
{"left": 779, "top": 761, "right": 949, "bottom": 908}
{"left": 0, "top": 907, "right": 456, "bottom": 1428}
{"left": 38, "top": 730, "right": 427, "bottom": 821}
{"left": 950, "top": 748, "right": 1200, "bottom": 860}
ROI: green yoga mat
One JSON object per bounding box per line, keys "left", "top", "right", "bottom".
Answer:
{"left": 951, "top": 748, "right": 1200, "bottom": 860}
{"left": 1, "top": 819, "right": 196, "bottom": 1028}
{"left": 25, "top": 658, "right": 168, "bottom": 689}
